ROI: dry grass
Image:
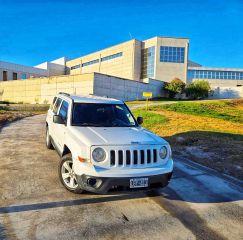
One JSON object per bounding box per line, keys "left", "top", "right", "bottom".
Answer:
{"left": 159, "top": 99, "right": 243, "bottom": 123}
{"left": 147, "top": 109, "right": 243, "bottom": 137}
{"left": 0, "top": 104, "right": 48, "bottom": 129}
{"left": 132, "top": 101, "right": 243, "bottom": 180}
{"left": 0, "top": 111, "right": 35, "bottom": 129}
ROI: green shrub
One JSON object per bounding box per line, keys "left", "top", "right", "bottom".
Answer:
{"left": 185, "top": 80, "right": 211, "bottom": 99}
{"left": 163, "top": 78, "right": 186, "bottom": 98}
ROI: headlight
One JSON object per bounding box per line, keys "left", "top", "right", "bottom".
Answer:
{"left": 159, "top": 146, "right": 167, "bottom": 159}
{"left": 92, "top": 148, "right": 106, "bottom": 162}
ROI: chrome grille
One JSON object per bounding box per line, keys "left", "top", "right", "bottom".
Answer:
{"left": 109, "top": 148, "right": 158, "bottom": 167}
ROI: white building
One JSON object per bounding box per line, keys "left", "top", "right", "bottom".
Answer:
{"left": 0, "top": 60, "right": 47, "bottom": 81}
{"left": 0, "top": 57, "right": 66, "bottom": 81}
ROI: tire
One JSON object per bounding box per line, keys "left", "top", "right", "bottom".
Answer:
{"left": 58, "top": 154, "right": 83, "bottom": 194}
{"left": 46, "top": 126, "right": 54, "bottom": 149}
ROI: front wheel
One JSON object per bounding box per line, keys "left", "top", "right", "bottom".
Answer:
{"left": 46, "top": 126, "right": 53, "bottom": 149}
{"left": 58, "top": 154, "right": 83, "bottom": 193}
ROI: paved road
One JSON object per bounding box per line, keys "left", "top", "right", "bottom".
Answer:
{"left": 0, "top": 115, "right": 242, "bottom": 240}
{"left": 128, "top": 101, "right": 176, "bottom": 110}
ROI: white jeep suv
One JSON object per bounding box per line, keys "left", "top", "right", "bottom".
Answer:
{"left": 46, "top": 93, "right": 173, "bottom": 194}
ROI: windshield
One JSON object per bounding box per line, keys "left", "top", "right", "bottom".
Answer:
{"left": 72, "top": 103, "right": 138, "bottom": 127}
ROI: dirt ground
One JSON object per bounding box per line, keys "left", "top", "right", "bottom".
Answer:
{"left": 167, "top": 132, "right": 243, "bottom": 180}
{"left": 0, "top": 111, "right": 35, "bottom": 129}
{"left": 0, "top": 103, "right": 49, "bottom": 130}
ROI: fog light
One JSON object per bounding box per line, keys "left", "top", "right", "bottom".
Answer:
{"left": 87, "top": 178, "right": 97, "bottom": 186}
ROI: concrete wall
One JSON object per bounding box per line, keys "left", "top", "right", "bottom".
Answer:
{"left": 0, "top": 73, "right": 94, "bottom": 104}
{"left": 209, "top": 86, "right": 243, "bottom": 99}
{"left": 152, "top": 37, "right": 189, "bottom": 83}
{"left": 205, "top": 79, "right": 242, "bottom": 87}
{"left": 93, "top": 73, "right": 163, "bottom": 101}
{"left": 189, "top": 77, "right": 243, "bottom": 86}
{"left": 66, "top": 40, "right": 141, "bottom": 81}
{"left": 0, "top": 73, "right": 163, "bottom": 103}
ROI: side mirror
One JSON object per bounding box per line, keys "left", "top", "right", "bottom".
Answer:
{"left": 53, "top": 115, "right": 65, "bottom": 124}
{"left": 137, "top": 116, "right": 143, "bottom": 125}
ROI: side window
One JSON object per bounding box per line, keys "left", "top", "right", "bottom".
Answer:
{"left": 50, "top": 97, "right": 57, "bottom": 111}
{"left": 53, "top": 98, "right": 62, "bottom": 114}
{"left": 59, "top": 101, "right": 69, "bottom": 122}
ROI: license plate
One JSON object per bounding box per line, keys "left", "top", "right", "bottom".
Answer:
{"left": 130, "top": 178, "right": 148, "bottom": 188}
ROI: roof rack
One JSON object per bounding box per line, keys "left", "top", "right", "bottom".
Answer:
{"left": 59, "top": 92, "right": 71, "bottom": 97}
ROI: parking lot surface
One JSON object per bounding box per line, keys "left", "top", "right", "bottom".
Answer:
{"left": 0, "top": 115, "right": 242, "bottom": 240}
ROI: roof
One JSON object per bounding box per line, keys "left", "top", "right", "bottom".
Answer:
{"left": 188, "top": 66, "right": 243, "bottom": 72}
{"left": 157, "top": 36, "right": 189, "bottom": 40}
{"left": 0, "top": 60, "right": 48, "bottom": 75}
{"left": 57, "top": 93, "right": 123, "bottom": 104}
{"left": 188, "top": 60, "right": 202, "bottom": 67}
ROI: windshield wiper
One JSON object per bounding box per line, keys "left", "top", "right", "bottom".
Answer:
{"left": 76, "top": 123, "right": 134, "bottom": 127}
{"left": 78, "top": 123, "right": 104, "bottom": 127}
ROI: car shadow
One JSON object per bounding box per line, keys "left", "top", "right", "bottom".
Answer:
{"left": 0, "top": 176, "right": 242, "bottom": 215}
{"left": 0, "top": 224, "right": 7, "bottom": 240}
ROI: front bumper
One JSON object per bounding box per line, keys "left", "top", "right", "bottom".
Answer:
{"left": 76, "top": 172, "right": 173, "bottom": 194}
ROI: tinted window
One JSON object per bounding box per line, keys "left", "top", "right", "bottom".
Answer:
{"left": 101, "top": 52, "right": 122, "bottom": 62}
{"left": 160, "top": 46, "right": 185, "bottom": 63}
{"left": 82, "top": 59, "right": 99, "bottom": 67}
{"left": 141, "top": 46, "right": 155, "bottom": 79}
{"left": 59, "top": 101, "right": 69, "bottom": 122}
{"left": 53, "top": 98, "right": 62, "bottom": 114}
{"left": 72, "top": 103, "right": 137, "bottom": 127}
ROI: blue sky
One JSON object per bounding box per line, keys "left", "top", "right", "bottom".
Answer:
{"left": 0, "top": 0, "right": 242, "bottom": 68}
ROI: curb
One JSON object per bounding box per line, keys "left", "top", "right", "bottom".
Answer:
{"left": 175, "top": 156, "right": 243, "bottom": 192}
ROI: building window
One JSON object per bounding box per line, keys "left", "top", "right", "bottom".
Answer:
{"left": 70, "top": 64, "right": 81, "bottom": 70}
{"left": 13, "top": 72, "right": 17, "bottom": 80}
{"left": 3, "top": 71, "right": 7, "bottom": 81}
{"left": 101, "top": 52, "right": 122, "bottom": 62}
{"left": 187, "top": 70, "right": 243, "bottom": 81}
{"left": 82, "top": 59, "right": 99, "bottom": 67}
{"left": 21, "top": 73, "right": 27, "bottom": 79}
{"left": 141, "top": 46, "right": 155, "bottom": 79}
{"left": 160, "top": 46, "right": 185, "bottom": 63}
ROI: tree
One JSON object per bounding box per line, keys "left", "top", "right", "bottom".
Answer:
{"left": 185, "top": 80, "right": 211, "bottom": 99}
{"left": 163, "top": 78, "right": 186, "bottom": 98}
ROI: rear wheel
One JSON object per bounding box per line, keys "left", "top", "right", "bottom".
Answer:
{"left": 46, "top": 126, "right": 53, "bottom": 149}
{"left": 58, "top": 154, "right": 83, "bottom": 193}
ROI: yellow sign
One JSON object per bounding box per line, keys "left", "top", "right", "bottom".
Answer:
{"left": 143, "top": 92, "right": 152, "bottom": 110}
{"left": 143, "top": 92, "right": 153, "bottom": 98}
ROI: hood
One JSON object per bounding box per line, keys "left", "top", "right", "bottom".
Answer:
{"left": 70, "top": 126, "right": 167, "bottom": 147}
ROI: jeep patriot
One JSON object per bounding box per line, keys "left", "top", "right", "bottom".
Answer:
{"left": 46, "top": 93, "right": 173, "bottom": 193}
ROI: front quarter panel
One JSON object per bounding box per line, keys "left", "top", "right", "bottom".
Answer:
{"left": 64, "top": 127, "right": 90, "bottom": 173}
